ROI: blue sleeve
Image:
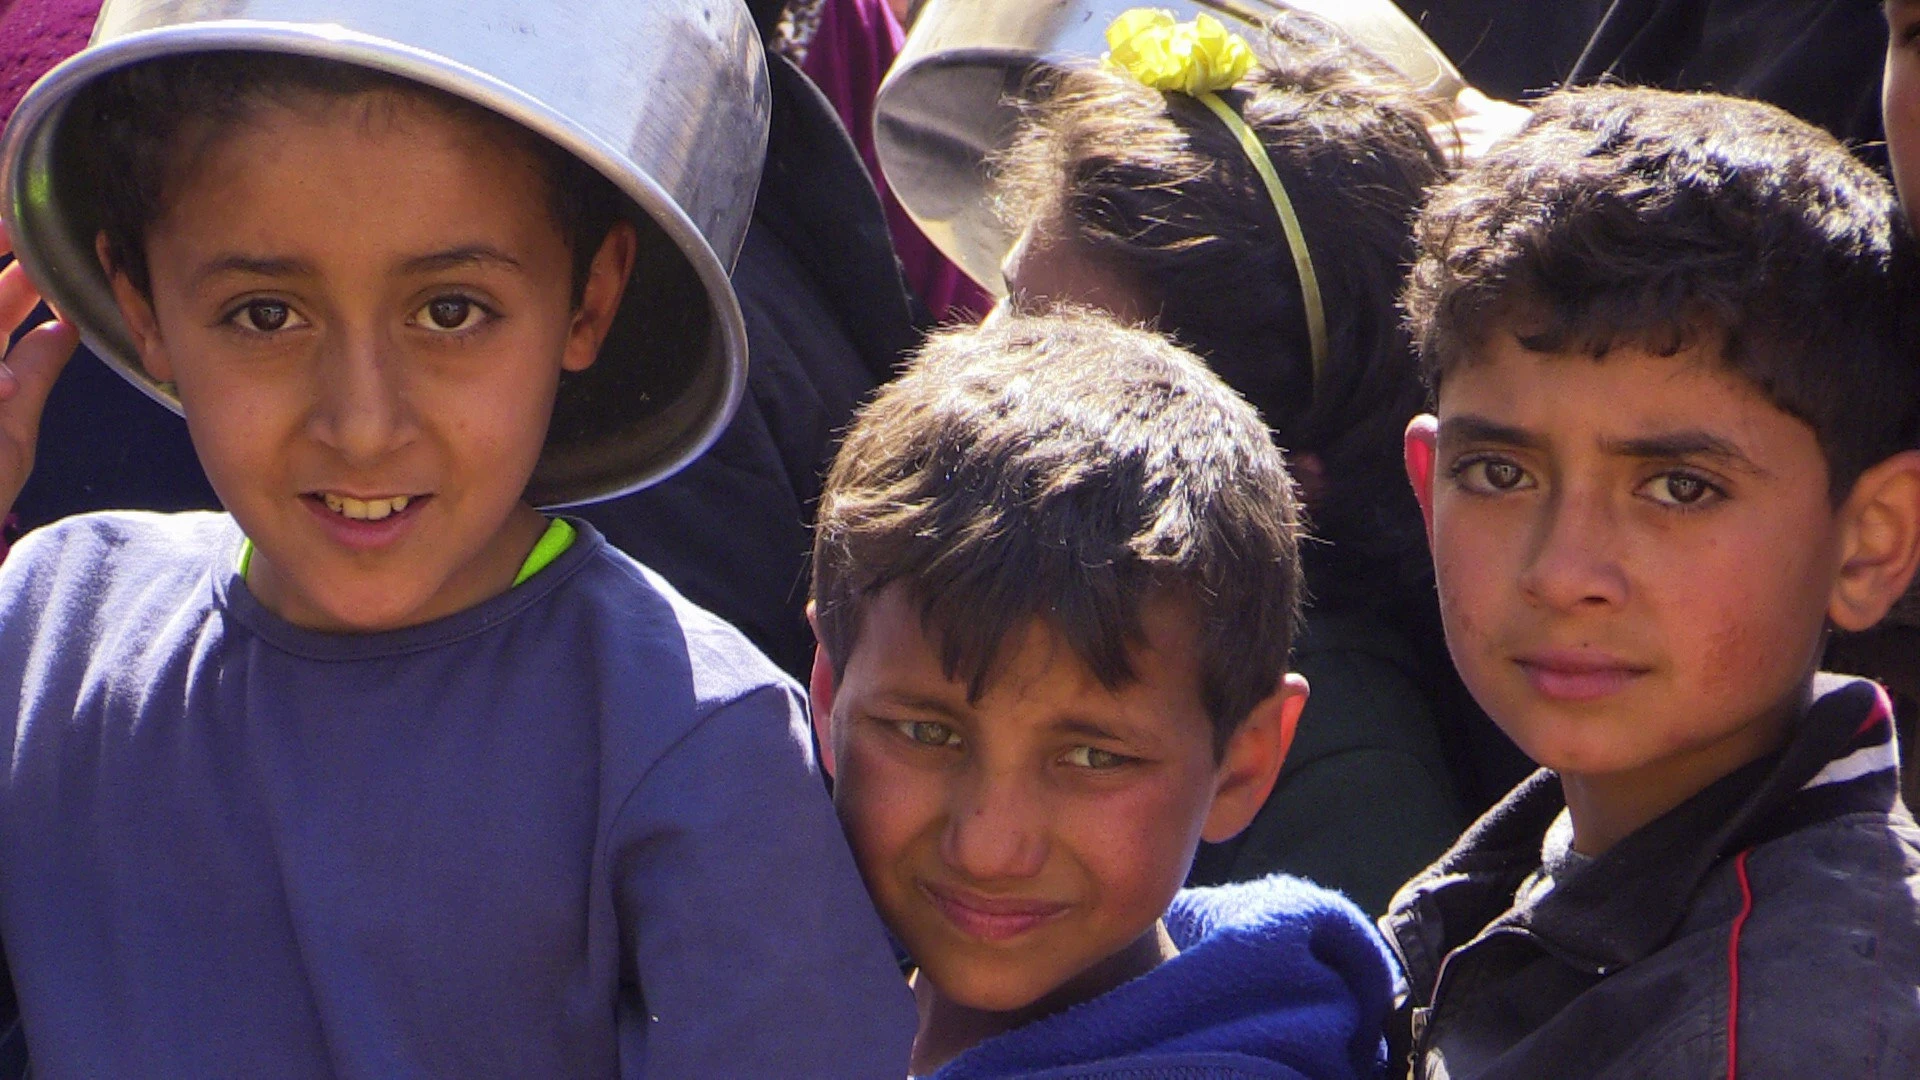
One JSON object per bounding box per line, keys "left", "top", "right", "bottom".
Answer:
{"left": 609, "top": 682, "right": 915, "bottom": 1078}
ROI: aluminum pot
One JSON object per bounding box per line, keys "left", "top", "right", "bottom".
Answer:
{"left": 1, "top": 0, "right": 769, "bottom": 507}
{"left": 875, "top": 0, "right": 1463, "bottom": 295}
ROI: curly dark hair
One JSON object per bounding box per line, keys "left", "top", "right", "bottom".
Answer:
{"left": 1405, "top": 85, "right": 1920, "bottom": 499}
{"left": 812, "top": 310, "right": 1303, "bottom": 754}
{"left": 990, "top": 10, "right": 1446, "bottom": 618}
{"left": 80, "top": 51, "right": 621, "bottom": 305}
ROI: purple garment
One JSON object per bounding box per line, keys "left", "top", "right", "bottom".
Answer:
{"left": 800, "top": 0, "right": 991, "bottom": 321}
{"left": 0, "top": 511, "right": 916, "bottom": 1078}
{"left": 0, "top": 0, "right": 99, "bottom": 129}
{"left": 930, "top": 875, "right": 1394, "bottom": 1080}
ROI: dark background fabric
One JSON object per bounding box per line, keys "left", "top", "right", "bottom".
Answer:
{"left": 1568, "top": 0, "right": 1889, "bottom": 171}
{"left": 1395, "top": 0, "right": 1613, "bottom": 100}
{"left": 1396, "top": 0, "right": 1889, "bottom": 170}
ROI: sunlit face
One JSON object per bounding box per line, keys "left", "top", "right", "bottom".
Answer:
{"left": 1408, "top": 334, "right": 1843, "bottom": 795}
{"left": 108, "top": 91, "right": 627, "bottom": 632}
{"left": 1886, "top": 0, "right": 1920, "bottom": 224}
{"left": 816, "top": 586, "right": 1270, "bottom": 1015}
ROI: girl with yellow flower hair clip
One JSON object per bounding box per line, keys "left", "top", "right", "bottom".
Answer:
{"left": 993, "top": 8, "right": 1504, "bottom": 917}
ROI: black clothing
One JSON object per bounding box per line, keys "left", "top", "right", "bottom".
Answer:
{"left": 1394, "top": 2, "right": 1611, "bottom": 100}
{"left": 1570, "top": 0, "right": 1888, "bottom": 171}
{"left": 1396, "top": 1, "right": 1887, "bottom": 170}
{"left": 1382, "top": 675, "right": 1920, "bottom": 1078}
{"left": 1190, "top": 607, "right": 1466, "bottom": 916}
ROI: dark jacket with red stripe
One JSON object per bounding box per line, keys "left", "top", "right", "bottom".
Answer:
{"left": 1380, "top": 674, "right": 1920, "bottom": 1078}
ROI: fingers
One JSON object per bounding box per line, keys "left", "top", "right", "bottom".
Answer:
{"left": 0, "top": 259, "right": 48, "bottom": 334}
{"left": 0, "top": 320, "right": 79, "bottom": 421}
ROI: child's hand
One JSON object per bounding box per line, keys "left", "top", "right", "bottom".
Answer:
{"left": 0, "top": 224, "right": 79, "bottom": 521}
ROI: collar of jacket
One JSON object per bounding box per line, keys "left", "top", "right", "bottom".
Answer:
{"left": 1384, "top": 673, "right": 1897, "bottom": 997}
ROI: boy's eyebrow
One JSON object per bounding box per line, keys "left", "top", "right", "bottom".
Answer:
{"left": 1436, "top": 415, "right": 1547, "bottom": 452}
{"left": 1598, "top": 430, "right": 1768, "bottom": 474}
{"left": 400, "top": 246, "right": 527, "bottom": 275}
{"left": 1439, "top": 417, "right": 1767, "bottom": 474}
{"left": 191, "top": 254, "right": 313, "bottom": 288}
{"left": 868, "top": 690, "right": 966, "bottom": 720}
{"left": 1049, "top": 717, "right": 1138, "bottom": 743}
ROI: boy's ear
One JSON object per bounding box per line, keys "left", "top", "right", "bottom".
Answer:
{"left": 97, "top": 232, "right": 172, "bottom": 383}
{"left": 1405, "top": 414, "right": 1440, "bottom": 538}
{"left": 1829, "top": 449, "right": 1920, "bottom": 632}
{"left": 561, "top": 221, "right": 638, "bottom": 374}
{"left": 805, "top": 601, "right": 837, "bottom": 778}
{"left": 1200, "top": 673, "right": 1308, "bottom": 844}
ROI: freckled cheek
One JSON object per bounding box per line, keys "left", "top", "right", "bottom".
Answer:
{"left": 831, "top": 741, "right": 944, "bottom": 893}
{"left": 1056, "top": 775, "right": 1211, "bottom": 914}
{"left": 187, "top": 403, "right": 298, "bottom": 493}
{"left": 428, "top": 390, "right": 553, "bottom": 481}
{"left": 1430, "top": 532, "right": 1501, "bottom": 662}
{"left": 1669, "top": 537, "right": 1826, "bottom": 716}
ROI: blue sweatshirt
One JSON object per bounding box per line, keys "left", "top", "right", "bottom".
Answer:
{"left": 0, "top": 512, "right": 915, "bottom": 1078}
{"left": 931, "top": 875, "right": 1395, "bottom": 1080}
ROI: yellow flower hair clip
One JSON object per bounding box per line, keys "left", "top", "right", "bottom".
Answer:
{"left": 1102, "top": 8, "right": 1328, "bottom": 392}
{"left": 1104, "top": 8, "right": 1254, "bottom": 96}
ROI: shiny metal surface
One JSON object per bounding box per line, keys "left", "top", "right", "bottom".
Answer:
{"left": 875, "top": 0, "right": 1463, "bottom": 294}
{"left": 1, "top": 0, "right": 770, "bottom": 506}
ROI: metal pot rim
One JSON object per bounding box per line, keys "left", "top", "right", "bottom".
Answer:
{"left": 873, "top": 0, "right": 1462, "bottom": 297}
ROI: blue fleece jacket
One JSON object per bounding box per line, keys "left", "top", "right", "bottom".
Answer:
{"left": 930, "top": 875, "right": 1395, "bottom": 1080}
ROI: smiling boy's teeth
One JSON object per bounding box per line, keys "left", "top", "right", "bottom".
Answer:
{"left": 321, "top": 494, "right": 411, "bottom": 521}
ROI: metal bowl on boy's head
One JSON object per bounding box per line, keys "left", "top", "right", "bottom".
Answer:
{"left": 875, "top": 0, "right": 1465, "bottom": 296}
{"left": 0, "top": 0, "right": 769, "bottom": 508}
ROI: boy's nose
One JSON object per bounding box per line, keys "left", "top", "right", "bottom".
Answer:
{"left": 1518, "top": 488, "right": 1629, "bottom": 611}
{"left": 940, "top": 769, "right": 1050, "bottom": 883}
{"left": 307, "top": 327, "right": 417, "bottom": 465}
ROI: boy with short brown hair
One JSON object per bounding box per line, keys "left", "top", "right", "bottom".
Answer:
{"left": 808, "top": 309, "right": 1396, "bottom": 1079}
{"left": 1387, "top": 85, "right": 1920, "bottom": 1077}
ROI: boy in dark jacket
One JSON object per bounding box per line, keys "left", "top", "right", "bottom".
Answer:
{"left": 808, "top": 311, "right": 1397, "bottom": 1078}
{"left": 1386, "top": 86, "right": 1920, "bottom": 1078}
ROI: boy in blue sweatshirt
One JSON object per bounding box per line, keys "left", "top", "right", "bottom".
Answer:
{"left": 1384, "top": 86, "right": 1920, "bottom": 1076}
{"left": 807, "top": 310, "right": 1396, "bottom": 1079}
{"left": 0, "top": 10, "right": 913, "bottom": 1077}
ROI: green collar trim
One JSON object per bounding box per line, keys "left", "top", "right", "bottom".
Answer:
{"left": 512, "top": 517, "right": 576, "bottom": 586}
{"left": 236, "top": 517, "right": 577, "bottom": 589}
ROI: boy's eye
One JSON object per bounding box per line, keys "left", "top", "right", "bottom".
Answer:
{"left": 1639, "top": 470, "right": 1724, "bottom": 509}
{"left": 413, "top": 296, "right": 489, "bottom": 333}
{"left": 896, "top": 720, "right": 962, "bottom": 749}
{"left": 1452, "top": 456, "right": 1534, "bottom": 495}
{"left": 228, "top": 299, "right": 305, "bottom": 334}
{"left": 1061, "top": 746, "right": 1131, "bottom": 770}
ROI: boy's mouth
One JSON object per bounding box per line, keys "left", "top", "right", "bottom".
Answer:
{"left": 1514, "top": 650, "right": 1650, "bottom": 702}
{"left": 302, "top": 492, "right": 432, "bottom": 550}
{"left": 317, "top": 493, "right": 417, "bottom": 522}
{"left": 921, "top": 882, "right": 1071, "bottom": 944}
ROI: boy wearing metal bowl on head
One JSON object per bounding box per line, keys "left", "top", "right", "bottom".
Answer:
{"left": 0, "top": 3, "right": 914, "bottom": 1077}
